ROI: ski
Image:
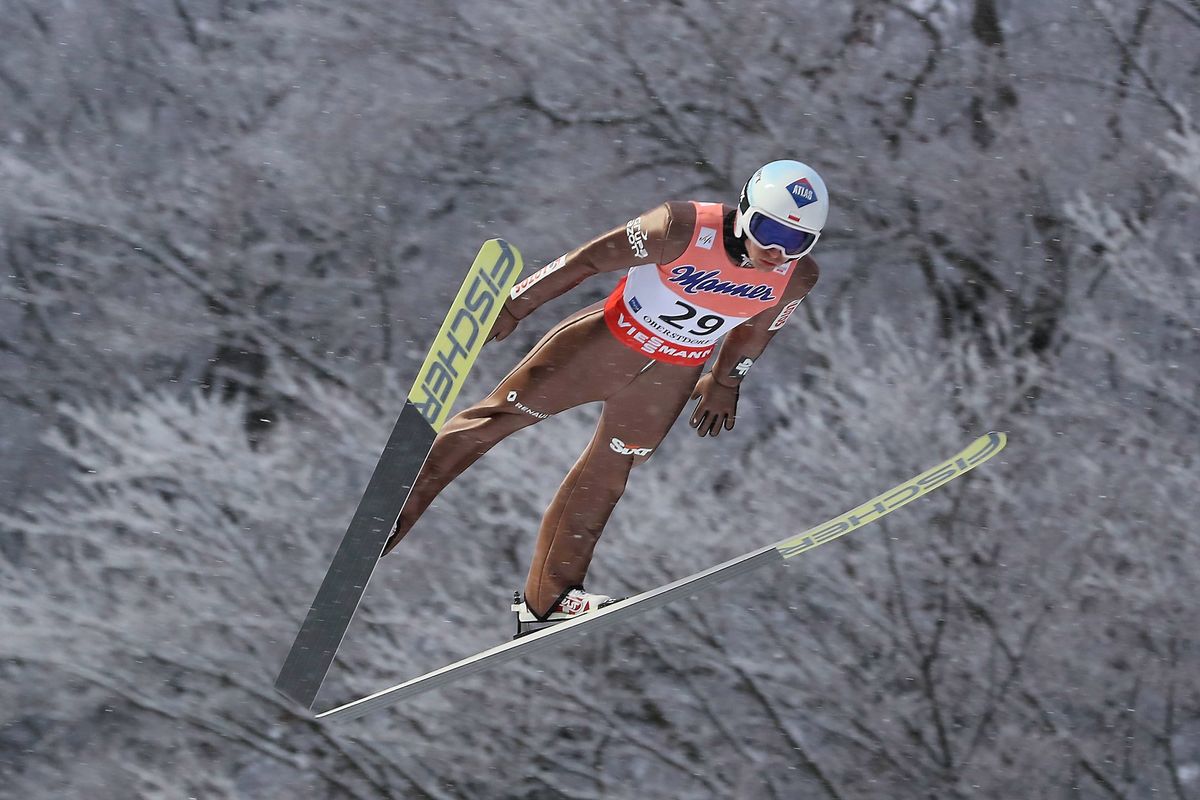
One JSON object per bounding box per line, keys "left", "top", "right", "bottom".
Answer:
{"left": 316, "top": 431, "right": 1006, "bottom": 721}
{"left": 274, "top": 239, "right": 523, "bottom": 710}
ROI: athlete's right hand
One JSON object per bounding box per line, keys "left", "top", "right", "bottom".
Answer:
{"left": 488, "top": 306, "right": 520, "bottom": 343}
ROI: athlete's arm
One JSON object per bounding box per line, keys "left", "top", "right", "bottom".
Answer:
{"left": 689, "top": 257, "right": 819, "bottom": 437}
{"left": 710, "top": 256, "right": 819, "bottom": 387}
{"left": 489, "top": 202, "right": 693, "bottom": 341}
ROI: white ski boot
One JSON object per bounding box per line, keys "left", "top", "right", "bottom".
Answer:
{"left": 511, "top": 588, "right": 620, "bottom": 638}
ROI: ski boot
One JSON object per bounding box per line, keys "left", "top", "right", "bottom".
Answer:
{"left": 511, "top": 588, "right": 621, "bottom": 639}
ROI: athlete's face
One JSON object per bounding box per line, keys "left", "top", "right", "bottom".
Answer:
{"left": 743, "top": 238, "right": 792, "bottom": 272}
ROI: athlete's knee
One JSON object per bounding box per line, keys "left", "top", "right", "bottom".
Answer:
{"left": 447, "top": 399, "right": 529, "bottom": 431}
{"left": 428, "top": 410, "right": 523, "bottom": 464}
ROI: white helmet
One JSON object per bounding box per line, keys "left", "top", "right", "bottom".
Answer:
{"left": 734, "top": 160, "right": 829, "bottom": 259}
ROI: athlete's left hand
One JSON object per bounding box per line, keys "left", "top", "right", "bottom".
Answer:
{"left": 689, "top": 372, "right": 739, "bottom": 437}
{"left": 488, "top": 306, "right": 520, "bottom": 343}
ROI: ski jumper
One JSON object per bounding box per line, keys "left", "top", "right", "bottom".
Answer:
{"left": 388, "top": 201, "right": 819, "bottom": 618}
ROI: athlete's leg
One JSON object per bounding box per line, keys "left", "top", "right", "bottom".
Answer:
{"left": 385, "top": 303, "right": 649, "bottom": 554}
{"left": 524, "top": 360, "right": 703, "bottom": 616}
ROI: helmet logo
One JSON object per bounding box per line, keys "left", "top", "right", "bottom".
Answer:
{"left": 786, "top": 178, "right": 818, "bottom": 209}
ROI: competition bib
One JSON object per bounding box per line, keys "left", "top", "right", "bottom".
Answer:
{"left": 603, "top": 202, "right": 793, "bottom": 365}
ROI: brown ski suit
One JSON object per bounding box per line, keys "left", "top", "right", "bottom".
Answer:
{"left": 385, "top": 200, "right": 818, "bottom": 617}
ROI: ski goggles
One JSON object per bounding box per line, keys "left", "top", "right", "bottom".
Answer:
{"left": 744, "top": 210, "right": 820, "bottom": 258}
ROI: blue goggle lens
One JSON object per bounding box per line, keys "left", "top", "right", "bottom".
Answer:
{"left": 747, "top": 212, "right": 818, "bottom": 256}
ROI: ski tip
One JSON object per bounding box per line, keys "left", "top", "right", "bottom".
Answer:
{"left": 480, "top": 237, "right": 519, "bottom": 254}
{"left": 773, "top": 431, "right": 1008, "bottom": 560}
{"left": 981, "top": 430, "right": 1008, "bottom": 450}
{"left": 965, "top": 431, "right": 1007, "bottom": 463}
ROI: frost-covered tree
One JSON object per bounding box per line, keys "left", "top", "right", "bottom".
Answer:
{"left": 3, "top": 0, "right": 1199, "bottom": 798}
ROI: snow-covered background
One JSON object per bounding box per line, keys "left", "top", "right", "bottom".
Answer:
{"left": 2, "top": 1, "right": 1198, "bottom": 797}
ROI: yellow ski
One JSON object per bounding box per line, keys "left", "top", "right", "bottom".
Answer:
{"left": 317, "top": 432, "right": 1006, "bottom": 720}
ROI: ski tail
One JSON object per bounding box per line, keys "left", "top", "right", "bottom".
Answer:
{"left": 773, "top": 431, "right": 1006, "bottom": 559}
{"left": 274, "top": 239, "right": 523, "bottom": 710}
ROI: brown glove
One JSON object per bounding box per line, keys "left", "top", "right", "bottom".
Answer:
{"left": 487, "top": 305, "right": 520, "bottom": 343}
{"left": 689, "top": 372, "right": 739, "bottom": 437}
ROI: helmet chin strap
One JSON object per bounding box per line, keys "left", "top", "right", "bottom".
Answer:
{"left": 722, "top": 208, "right": 751, "bottom": 266}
